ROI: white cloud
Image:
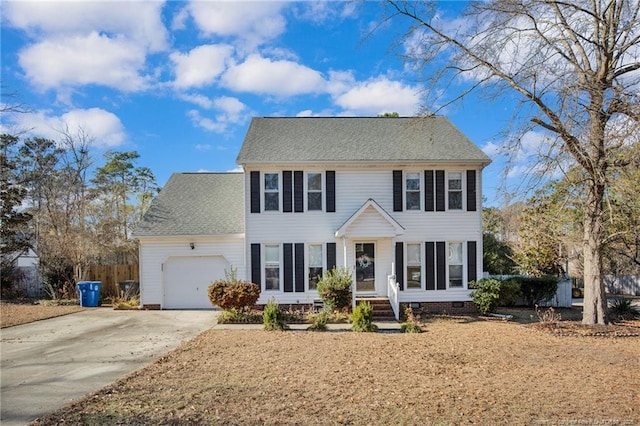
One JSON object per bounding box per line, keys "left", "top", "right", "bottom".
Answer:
{"left": 186, "top": 97, "right": 248, "bottom": 133}
{"left": 482, "top": 141, "right": 501, "bottom": 157}
{"left": 187, "top": 1, "right": 286, "bottom": 48}
{"left": 170, "top": 44, "right": 235, "bottom": 89}
{"left": 221, "top": 54, "right": 326, "bottom": 96}
{"left": 19, "top": 32, "right": 149, "bottom": 92}
{"left": 334, "top": 77, "right": 420, "bottom": 116}
{"left": 13, "top": 108, "right": 126, "bottom": 148}
{"left": 179, "top": 93, "right": 214, "bottom": 109}
{"left": 214, "top": 96, "right": 247, "bottom": 123}
{"left": 195, "top": 144, "right": 212, "bottom": 151}
{"left": 3, "top": 1, "right": 168, "bottom": 51}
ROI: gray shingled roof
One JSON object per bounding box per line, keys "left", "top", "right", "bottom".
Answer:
{"left": 134, "top": 173, "right": 244, "bottom": 237}
{"left": 236, "top": 117, "right": 491, "bottom": 165}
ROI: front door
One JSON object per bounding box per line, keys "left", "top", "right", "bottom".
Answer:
{"left": 355, "top": 242, "right": 375, "bottom": 292}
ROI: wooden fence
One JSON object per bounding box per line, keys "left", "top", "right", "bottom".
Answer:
{"left": 85, "top": 264, "right": 139, "bottom": 298}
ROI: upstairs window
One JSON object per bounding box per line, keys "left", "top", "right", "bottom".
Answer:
{"left": 448, "top": 242, "right": 463, "bottom": 288}
{"left": 308, "top": 244, "right": 323, "bottom": 290}
{"left": 406, "top": 243, "right": 422, "bottom": 289}
{"left": 265, "top": 245, "right": 280, "bottom": 290}
{"left": 448, "top": 172, "right": 463, "bottom": 210}
{"left": 307, "top": 173, "right": 322, "bottom": 211}
{"left": 264, "top": 173, "right": 279, "bottom": 211}
{"left": 405, "top": 172, "right": 420, "bottom": 210}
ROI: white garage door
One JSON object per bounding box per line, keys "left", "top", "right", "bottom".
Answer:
{"left": 163, "top": 256, "right": 229, "bottom": 309}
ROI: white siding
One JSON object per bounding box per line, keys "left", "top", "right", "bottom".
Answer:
{"left": 138, "top": 237, "right": 244, "bottom": 308}
{"left": 244, "top": 165, "right": 484, "bottom": 303}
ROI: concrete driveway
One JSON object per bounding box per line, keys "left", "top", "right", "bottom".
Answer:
{"left": 1, "top": 309, "right": 218, "bottom": 425}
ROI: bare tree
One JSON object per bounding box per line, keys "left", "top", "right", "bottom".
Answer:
{"left": 385, "top": 0, "right": 640, "bottom": 324}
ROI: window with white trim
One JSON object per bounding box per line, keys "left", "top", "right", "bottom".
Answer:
{"left": 265, "top": 244, "right": 280, "bottom": 290}
{"left": 405, "top": 172, "right": 420, "bottom": 210}
{"left": 307, "top": 173, "right": 322, "bottom": 211}
{"left": 406, "top": 243, "right": 422, "bottom": 289}
{"left": 308, "top": 244, "right": 323, "bottom": 290}
{"left": 264, "top": 173, "right": 279, "bottom": 211}
{"left": 448, "top": 242, "right": 463, "bottom": 288}
{"left": 448, "top": 172, "right": 463, "bottom": 210}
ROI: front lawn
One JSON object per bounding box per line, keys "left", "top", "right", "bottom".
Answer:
{"left": 33, "top": 315, "right": 639, "bottom": 425}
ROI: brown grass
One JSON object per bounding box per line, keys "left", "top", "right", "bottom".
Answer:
{"left": 1, "top": 302, "right": 84, "bottom": 328}
{"left": 32, "top": 316, "right": 640, "bottom": 425}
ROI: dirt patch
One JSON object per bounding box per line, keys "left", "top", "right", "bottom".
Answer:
{"left": 32, "top": 317, "right": 639, "bottom": 425}
{"left": 1, "top": 302, "right": 84, "bottom": 328}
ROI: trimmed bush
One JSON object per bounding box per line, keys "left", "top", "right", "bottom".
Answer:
{"left": 469, "top": 278, "right": 502, "bottom": 315}
{"left": 208, "top": 272, "right": 260, "bottom": 312}
{"left": 515, "top": 276, "right": 558, "bottom": 307}
{"left": 351, "top": 301, "right": 378, "bottom": 332}
{"left": 263, "top": 299, "right": 288, "bottom": 331}
{"left": 317, "top": 267, "right": 352, "bottom": 312}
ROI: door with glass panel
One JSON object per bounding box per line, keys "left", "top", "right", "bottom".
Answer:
{"left": 355, "top": 242, "right": 375, "bottom": 292}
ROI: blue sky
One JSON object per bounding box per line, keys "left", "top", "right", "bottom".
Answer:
{"left": 0, "top": 1, "right": 532, "bottom": 207}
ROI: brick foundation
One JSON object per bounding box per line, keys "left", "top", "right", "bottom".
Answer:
{"left": 400, "top": 301, "right": 477, "bottom": 318}
{"left": 142, "top": 304, "right": 161, "bottom": 310}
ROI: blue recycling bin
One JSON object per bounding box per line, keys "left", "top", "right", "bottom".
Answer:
{"left": 77, "top": 281, "right": 102, "bottom": 307}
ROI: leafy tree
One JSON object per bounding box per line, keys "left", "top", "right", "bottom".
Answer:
{"left": 91, "top": 151, "right": 158, "bottom": 262}
{"left": 17, "top": 131, "right": 94, "bottom": 293}
{"left": 482, "top": 207, "right": 517, "bottom": 275}
{"left": 0, "top": 134, "right": 32, "bottom": 295}
{"left": 386, "top": 0, "right": 640, "bottom": 324}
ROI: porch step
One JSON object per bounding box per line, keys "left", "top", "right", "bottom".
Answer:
{"left": 356, "top": 297, "right": 397, "bottom": 321}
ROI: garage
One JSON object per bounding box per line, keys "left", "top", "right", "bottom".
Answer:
{"left": 163, "top": 255, "right": 229, "bottom": 309}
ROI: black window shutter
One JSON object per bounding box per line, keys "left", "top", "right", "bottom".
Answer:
{"left": 326, "top": 171, "right": 336, "bottom": 213}
{"left": 466, "top": 170, "right": 477, "bottom": 212}
{"left": 425, "top": 170, "right": 434, "bottom": 212}
{"left": 395, "top": 242, "right": 404, "bottom": 291}
{"left": 294, "top": 171, "right": 303, "bottom": 212}
{"left": 326, "top": 242, "right": 336, "bottom": 271}
{"left": 425, "top": 242, "right": 435, "bottom": 290}
{"left": 283, "top": 171, "right": 292, "bottom": 213}
{"left": 251, "top": 244, "right": 261, "bottom": 287}
{"left": 250, "top": 171, "right": 260, "bottom": 213}
{"left": 295, "top": 243, "right": 304, "bottom": 292}
{"left": 467, "top": 241, "right": 477, "bottom": 284}
{"left": 435, "top": 170, "right": 445, "bottom": 212}
{"left": 436, "top": 241, "right": 446, "bottom": 290}
{"left": 284, "top": 243, "right": 293, "bottom": 292}
{"left": 393, "top": 170, "right": 403, "bottom": 212}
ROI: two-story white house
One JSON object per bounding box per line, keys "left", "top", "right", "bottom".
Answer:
{"left": 135, "top": 117, "right": 491, "bottom": 315}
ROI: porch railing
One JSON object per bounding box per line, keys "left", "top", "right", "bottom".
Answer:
{"left": 387, "top": 274, "right": 400, "bottom": 321}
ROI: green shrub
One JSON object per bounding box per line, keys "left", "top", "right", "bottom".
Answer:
{"left": 499, "top": 278, "right": 522, "bottom": 307}
{"left": 515, "top": 276, "right": 558, "bottom": 307}
{"left": 263, "top": 299, "right": 288, "bottom": 331}
{"left": 400, "top": 307, "right": 423, "bottom": 333}
{"left": 208, "top": 278, "right": 260, "bottom": 312}
{"left": 351, "top": 301, "right": 378, "bottom": 332}
{"left": 307, "top": 311, "right": 329, "bottom": 331}
{"left": 317, "top": 267, "right": 352, "bottom": 312}
{"left": 218, "top": 310, "right": 263, "bottom": 324}
{"left": 469, "top": 278, "right": 503, "bottom": 315}
{"left": 609, "top": 298, "right": 640, "bottom": 321}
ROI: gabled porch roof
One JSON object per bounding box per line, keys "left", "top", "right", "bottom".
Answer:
{"left": 335, "top": 199, "right": 405, "bottom": 238}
